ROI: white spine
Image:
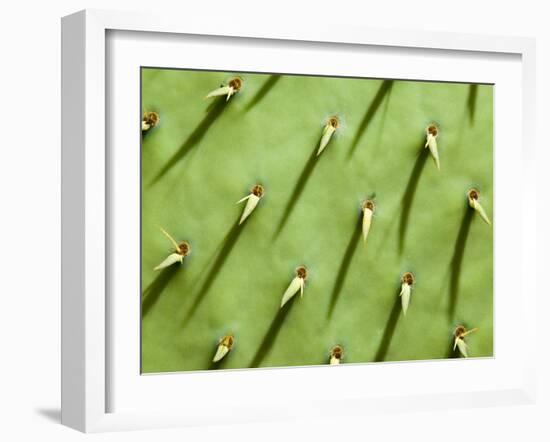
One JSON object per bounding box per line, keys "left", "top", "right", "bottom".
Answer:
{"left": 471, "top": 199, "right": 491, "bottom": 225}
{"left": 425, "top": 134, "right": 440, "bottom": 170}
{"left": 226, "top": 87, "right": 235, "bottom": 101}
{"left": 362, "top": 208, "right": 373, "bottom": 243}
{"left": 212, "top": 344, "right": 229, "bottom": 362}
{"left": 154, "top": 252, "right": 183, "bottom": 271}
{"left": 281, "top": 277, "right": 302, "bottom": 308}
{"left": 159, "top": 226, "right": 180, "bottom": 250}
{"left": 400, "top": 283, "right": 411, "bottom": 315}
{"left": 206, "top": 85, "right": 232, "bottom": 99}
{"left": 317, "top": 125, "right": 336, "bottom": 156}
{"left": 456, "top": 339, "right": 469, "bottom": 358}
{"left": 236, "top": 194, "right": 251, "bottom": 204}
{"left": 238, "top": 194, "right": 260, "bottom": 225}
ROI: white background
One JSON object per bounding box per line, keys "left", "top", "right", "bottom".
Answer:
{"left": 0, "top": 0, "right": 547, "bottom": 441}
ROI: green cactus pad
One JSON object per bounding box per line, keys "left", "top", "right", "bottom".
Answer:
{"left": 141, "top": 68, "right": 493, "bottom": 373}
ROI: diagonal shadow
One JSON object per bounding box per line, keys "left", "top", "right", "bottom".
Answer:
{"left": 150, "top": 98, "right": 227, "bottom": 185}
{"left": 245, "top": 75, "right": 281, "bottom": 111}
{"left": 448, "top": 207, "right": 474, "bottom": 321}
{"left": 446, "top": 342, "right": 460, "bottom": 359}
{"left": 141, "top": 126, "right": 154, "bottom": 142}
{"left": 398, "top": 145, "right": 430, "bottom": 253}
{"left": 467, "top": 84, "right": 478, "bottom": 124}
{"left": 348, "top": 80, "right": 393, "bottom": 158}
{"left": 142, "top": 264, "right": 179, "bottom": 317}
{"left": 208, "top": 359, "right": 226, "bottom": 370}
{"left": 327, "top": 213, "right": 363, "bottom": 318}
{"left": 369, "top": 87, "right": 393, "bottom": 159}
{"left": 183, "top": 221, "right": 244, "bottom": 324}
{"left": 249, "top": 300, "right": 294, "bottom": 368}
{"left": 273, "top": 144, "right": 320, "bottom": 238}
{"left": 374, "top": 291, "right": 402, "bottom": 362}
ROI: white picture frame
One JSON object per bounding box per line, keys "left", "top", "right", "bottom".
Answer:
{"left": 61, "top": 9, "right": 537, "bottom": 433}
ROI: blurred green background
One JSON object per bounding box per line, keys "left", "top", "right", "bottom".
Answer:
{"left": 141, "top": 68, "right": 493, "bottom": 373}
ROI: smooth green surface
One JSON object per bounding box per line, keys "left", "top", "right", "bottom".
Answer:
{"left": 141, "top": 69, "right": 493, "bottom": 373}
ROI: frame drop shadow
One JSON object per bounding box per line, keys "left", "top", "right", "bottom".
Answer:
{"left": 374, "top": 291, "right": 402, "bottom": 362}
{"left": 348, "top": 80, "right": 393, "bottom": 158}
{"left": 448, "top": 207, "right": 474, "bottom": 321}
{"left": 245, "top": 75, "right": 281, "bottom": 111}
{"left": 142, "top": 264, "right": 179, "bottom": 317}
{"left": 327, "top": 214, "right": 363, "bottom": 318}
{"left": 182, "top": 220, "right": 244, "bottom": 324}
{"left": 398, "top": 146, "right": 430, "bottom": 253}
{"left": 150, "top": 98, "right": 227, "bottom": 185}
{"left": 35, "top": 408, "right": 61, "bottom": 423}
{"left": 249, "top": 300, "right": 294, "bottom": 368}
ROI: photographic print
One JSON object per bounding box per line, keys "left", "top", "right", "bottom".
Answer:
{"left": 140, "top": 68, "right": 493, "bottom": 373}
